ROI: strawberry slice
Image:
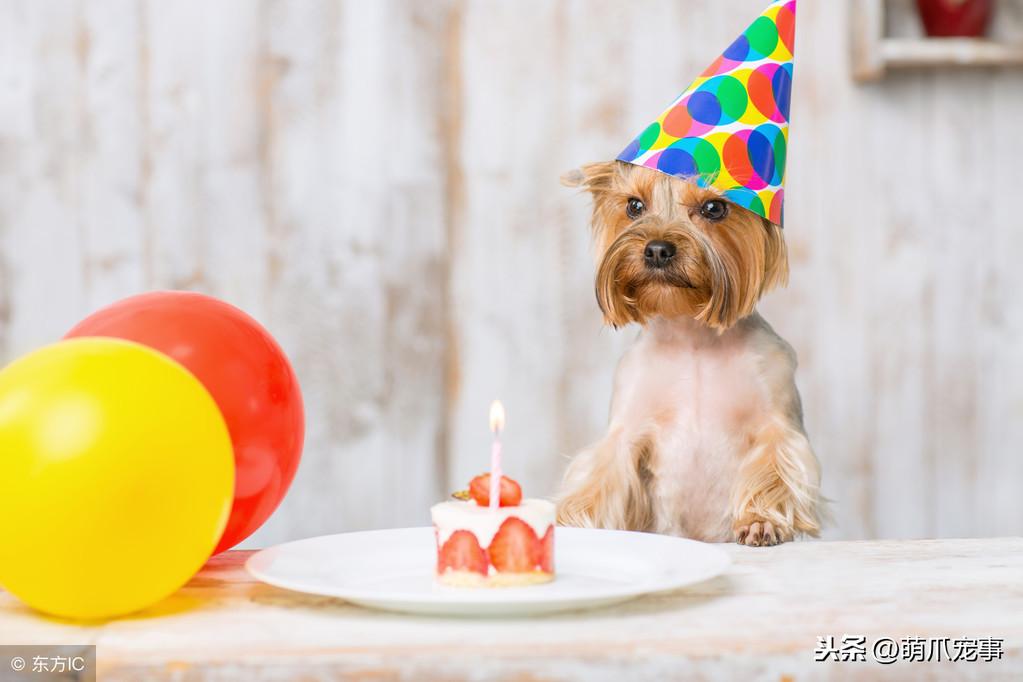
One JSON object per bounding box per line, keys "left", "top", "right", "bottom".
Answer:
{"left": 468, "top": 473, "right": 522, "bottom": 507}
{"left": 539, "top": 524, "right": 554, "bottom": 573}
{"left": 487, "top": 517, "right": 540, "bottom": 572}
{"left": 437, "top": 530, "right": 488, "bottom": 575}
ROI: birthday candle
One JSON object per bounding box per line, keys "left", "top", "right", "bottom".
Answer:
{"left": 488, "top": 400, "right": 505, "bottom": 509}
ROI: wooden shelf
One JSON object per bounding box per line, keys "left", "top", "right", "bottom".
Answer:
{"left": 881, "top": 37, "right": 1023, "bottom": 68}
{"left": 852, "top": 0, "right": 1023, "bottom": 81}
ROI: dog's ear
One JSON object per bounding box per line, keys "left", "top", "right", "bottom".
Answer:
{"left": 760, "top": 217, "right": 789, "bottom": 294}
{"left": 560, "top": 161, "right": 618, "bottom": 193}
{"left": 697, "top": 214, "right": 790, "bottom": 331}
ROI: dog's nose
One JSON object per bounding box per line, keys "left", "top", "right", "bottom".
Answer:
{"left": 644, "top": 240, "right": 676, "bottom": 268}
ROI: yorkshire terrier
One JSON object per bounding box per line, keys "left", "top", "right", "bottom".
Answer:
{"left": 556, "top": 161, "right": 821, "bottom": 546}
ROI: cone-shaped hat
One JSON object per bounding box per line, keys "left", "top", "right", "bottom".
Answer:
{"left": 616, "top": 0, "right": 796, "bottom": 226}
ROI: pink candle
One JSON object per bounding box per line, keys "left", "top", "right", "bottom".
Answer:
{"left": 488, "top": 400, "right": 505, "bottom": 509}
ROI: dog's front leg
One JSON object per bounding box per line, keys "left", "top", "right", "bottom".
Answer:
{"left": 556, "top": 427, "right": 654, "bottom": 531}
{"left": 731, "top": 415, "right": 821, "bottom": 546}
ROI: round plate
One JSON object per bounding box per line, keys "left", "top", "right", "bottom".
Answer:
{"left": 246, "top": 527, "right": 730, "bottom": 616}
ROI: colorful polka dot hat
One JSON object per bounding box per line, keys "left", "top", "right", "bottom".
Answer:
{"left": 616, "top": 0, "right": 796, "bottom": 226}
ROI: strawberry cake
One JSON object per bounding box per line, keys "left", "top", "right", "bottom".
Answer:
{"left": 431, "top": 474, "right": 555, "bottom": 587}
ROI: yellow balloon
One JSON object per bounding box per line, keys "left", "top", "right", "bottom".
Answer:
{"left": 0, "top": 338, "right": 234, "bottom": 620}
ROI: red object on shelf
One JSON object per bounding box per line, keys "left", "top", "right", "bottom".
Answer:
{"left": 916, "top": 0, "right": 993, "bottom": 38}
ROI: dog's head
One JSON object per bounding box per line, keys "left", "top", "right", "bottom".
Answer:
{"left": 564, "top": 160, "right": 788, "bottom": 330}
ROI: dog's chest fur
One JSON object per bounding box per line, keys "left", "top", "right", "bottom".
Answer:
{"left": 610, "top": 315, "right": 775, "bottom": 541}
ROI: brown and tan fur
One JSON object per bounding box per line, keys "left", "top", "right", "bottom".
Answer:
{"left": 556, "top": 160, "right": 821, "bottom": 546}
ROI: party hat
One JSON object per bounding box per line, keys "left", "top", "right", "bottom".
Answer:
{"left": 616, "top": 0, "right": 796, "bottom": 226}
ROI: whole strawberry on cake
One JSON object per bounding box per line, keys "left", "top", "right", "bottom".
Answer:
{"left": 431, "top": 473, "right": 555, "bottom": 587}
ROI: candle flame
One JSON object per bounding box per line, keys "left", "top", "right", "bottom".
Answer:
{"left": 489, "top": 400, "right": 505, "bottom": 433}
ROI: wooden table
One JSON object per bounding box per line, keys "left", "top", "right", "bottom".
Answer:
{"left": 1, "top": 538, "right": 1019, "bottom": 680}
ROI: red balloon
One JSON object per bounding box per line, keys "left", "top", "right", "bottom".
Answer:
{"left": 66, "top": 291, "right": 304, "bottom": 554}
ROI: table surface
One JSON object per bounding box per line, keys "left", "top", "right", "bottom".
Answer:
{"left": 1, "top": 537, "right": 1020, "bottom": 681}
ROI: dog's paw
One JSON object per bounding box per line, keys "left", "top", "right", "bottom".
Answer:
{"left": 733, "top": 520, "right": 792, "bottom": 547}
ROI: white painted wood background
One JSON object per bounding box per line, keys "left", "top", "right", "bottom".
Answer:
{"left": 0, "top": 0, "right": 1020, "bottom": 546}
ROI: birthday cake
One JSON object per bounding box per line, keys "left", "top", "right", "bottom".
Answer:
{"left": 431, "top": 473, "right": 555, "bottom": 587}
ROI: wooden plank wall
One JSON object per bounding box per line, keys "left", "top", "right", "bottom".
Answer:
{"left": 0, "top": 0, "right": 1020, "bottom": 545}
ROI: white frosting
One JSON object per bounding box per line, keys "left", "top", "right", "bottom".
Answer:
{"left": 431, "top": 498, "right": 555, "bottom": 546}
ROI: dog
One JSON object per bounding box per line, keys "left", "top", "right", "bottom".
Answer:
{"left": 556, "top": 160, "right": 821, "bottom": 546}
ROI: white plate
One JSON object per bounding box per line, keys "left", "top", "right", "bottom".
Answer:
{"left": 246, "top": 527, "right": 730, "bottom": 616}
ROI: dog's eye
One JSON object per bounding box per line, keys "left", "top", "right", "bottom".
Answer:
{"left": 699, "top": 199, "right": 729, "bottom": 222}
{"left": 625, "top": 198, "right": 645, "bottom": 220}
